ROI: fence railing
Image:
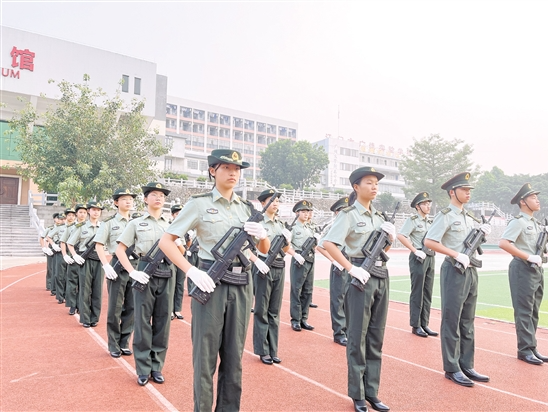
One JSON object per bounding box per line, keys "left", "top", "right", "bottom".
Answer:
{"left": 28, "top": 190, "right": 45, "bottom": 237}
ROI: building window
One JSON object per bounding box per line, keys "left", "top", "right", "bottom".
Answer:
{"left": 165, "top": 158, "right": 172, "bottom": 170}
{"left": 267, "top": 136, "right": 276, "bottom": 145}
{"left": 267, "top": 124, "right": 276, "bottom": 134}
{"left": 257, "top": 135, "right": 266, "bottom": 145}
{"left": 394, "top": 162, "right": 398, "bottom": 167}
{"left": 166, "top": 119, "right": 176, "bottom": 129}
{"left": 220, "top": 114, "right": 230, "bottom": 125}
{"left": 384, "top": 160, "right": 387, "bottom": 165}
{"left": 233, "top": 131, "right": 243, "bottom": 141}
{"left": 257, "top": 122, "right": 266, "bottom": 133}
{"left": 180, "top": 121, "right": 191, "bottom": 132}
{"left": 208, "top": 112, "right": 219, "bottom": 123}
{"left": 279, "top": 126, "right": 287, "bottom": 137}
{"left": 340, "top": 147, "right": 358, "bottom": 157}
{"left": 233, "top": 117, "right": 243, "bottom": 128}
{"left": 166, "top": 104, "right": 177, "bottom": 115}
{"left": 134, "top": 77, "right": 141, "bottom": 95}
{"left": 181, "top": 106, "right": 192, "bottom": 118}
{"left": 288, "top": 128, "right": 297, "bottom": 138}
{"left": 122, "top": 75, "right": 129, "bottom": 93}
{"left": 193, "top": 123, "right": 204, "bottom": 134}
{"left": 199, "top": 161, "right": 208, "bottom": 171}
{"left": 208, "top": 126, "right": 218, "bottom": 136}
{"left": 244, "top": 133, "right": 254, "bottom": 143}
{"left": 193, "top": 109, "right": 205, "bottom": 121}
{"left": 244, "top": 119, "right": 254, "bottom": 131}
{"left": 164, "top": 136, "right": 173, "bottom": 148}
{"left": 219, "top": 128, "right": 230, "bottom": 138}
{"left": 187, "top": 160, "right": 198, "bottom": 169}
{"left": 340, "top": 163, "right": 358, "bottom": 172}
{"left": 339, "top": 177, "right": 348, "bottom": 185}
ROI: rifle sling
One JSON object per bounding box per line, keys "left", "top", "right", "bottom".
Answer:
{"left": 198, "top": 259, "right": 249, "bottom": 286}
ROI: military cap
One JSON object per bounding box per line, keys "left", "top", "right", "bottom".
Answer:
{"left": 330, "top": 197, "right": 350, "bottom": 212}
{"left": 58, "top": 213, "right": 66, "bottom": 219}
{"left": 64, "top": 207, "right": 76, "bottom": 215}
{"left": 87, "top": 200, "right": 105, "bottom": 210}
{"left": 410, "top": 192, "right": 432, "bottom": 208}
{"left": 141, "top": 182, "right": 171, "bottom": 196}
{"left": 74, "top": 203, "right": 88, "bottom": 212}
{"left": 293, "top": 200, "right": 313, "bottom": 213}
{"left": 171, "top": 204, "right": 183, "bottom": 214}
{"left": 113, "top": 188, "right": 138, "bottom": 200}
{"left": 441, "top": 172, "right": 474, "bottom": 190}
{"left": 207, "top": 149, "right": 250, "bottom": 169}
{"left": 349, "top": 167, "right": 385, "bottom": 185}
{"left": 52, "top": 212, "right": 60, "bottom": 219}
{"left": 511, "top": 183, "right": 540, "bottom": 205}
{"left": 257, "top": 189, "right": 278, "bottom": 202}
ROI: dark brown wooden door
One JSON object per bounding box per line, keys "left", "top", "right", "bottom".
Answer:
{"left": 0, "top": 177, "right": 19, "bottom": 204}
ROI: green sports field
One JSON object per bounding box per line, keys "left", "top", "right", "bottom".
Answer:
{"left": 315, "top": 270, "right": 548, "bottom": 328}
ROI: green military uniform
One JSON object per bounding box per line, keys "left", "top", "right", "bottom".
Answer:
{"left": 253, "top": 189, "right": 286, "bottom": 360}
{"left": 49, "top": 216, "right": 69, "bottom": 303}
{"left": 166, "top": 148, "right": 255, "bottom": 412}
{"left": 46, "top": 214, "right": 64, "bottom": 296}
{"left": 42, "top": 225, "right": 54, "bottom": 291}
{"left": 399, "top": 192, "right": 435, "bottom": 329}
{"left": 322, "top": 198, "right": 388, "bottom": 400}
{"left": 325, "top": 197, "right": 351, "bottom": 342}
{"left": 425, "top": 173, "right": 480, "bottom": 373}
{"left": 290, "top": 200, "right": 316, "bottom": 326}
{"left": 61, "top": 204, "right": 87, "bottom": 313}
{"left": 95, "top": 198, "right": 136, "bottom": 353}
{"left": 116, "top": 183, "right": 174, "bottom": 378}
{"left": 502, "top": 184, "right": 546, "bottom": 359}
{"left": 67, "top": 202, "right": 104, "bottom": 326}
{"left": 170, "top": 204, "right": 186, "bottom": 317}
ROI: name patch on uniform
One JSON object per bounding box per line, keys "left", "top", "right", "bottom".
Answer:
{"left": 82, "top": 231, "right": 88, "bottom": 234}
{"left": 453, "top": 222, "right": 461, "bottom": 226}
{"left": 527, "top": 226, "right": 533, "bottom": 230}
{"left": 357, "top": 222, "right": 366, "bottom": 227}
{"left": 417, "top": 224, "right": 423, "bottom": 228}
{"left": 112, "top": 226, "right": 120, "bottom": 230}
{"left": 206, "top": 208, "right": 218, "bottom": 214}
{"left": 139, "top": 223, "right": 149, "bottom": 227}
{"left": 296, "top": 232, "right": 301, "bottom": 235}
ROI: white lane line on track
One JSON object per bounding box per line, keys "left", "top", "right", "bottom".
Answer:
{"left": 0, "top": 270, "right": 45, "bottom": 292}
{"left": 10, "top": 372, "right": 39, "bottom": 383}
{"left": 75, "top": 314, "right": 178, "bottom": 412}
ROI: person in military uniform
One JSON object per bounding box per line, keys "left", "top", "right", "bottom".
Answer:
{"left": 170, "top": 203, "right": 187, "bottom": 321}
{"left": 288, "top": 200, "right": 317, "bottom": 331}
{"left": 52, "top": 208, "right": 76, "bottom": 304}
{"left": 307, "top": 206, "right": 319, "bottom": 309}
{"left": 397, "top": 192, "right": 437, "bottom": 338}
{"left": 158, "top": 149, "right": 270, "bottom": 411}
{"left": 250, "top": 189, "right": 292, "bottom": 365}
{"left": 115, "top": 182, "right": 174, "bottom": 386}
{"left": 95, "top": 188, "right": 137, "bottom": 358}
{"left": 424, "top": 172, "right": 492, "bottom": 387}
{"left": 40, "top": 216, "right": 55, "bottom": 291}
{"left": 499, "top": 183, "right": 548, "bottom": 365}
{"left": 61, "top": 204, "right": 88, "bottom": 315}
{"left": 45, "top": 213, "right": 66, "bottom": 298}
{"left": 322, "top": 167, "right": 395, "bottom": 412}
{"left": 67, "top": 201, "right": 104, "bottom": 328}
{"left": 316, "top": 196, "right": 351, "bottom": 346}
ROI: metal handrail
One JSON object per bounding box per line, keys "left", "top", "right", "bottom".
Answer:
{"left": 28, "top": 190, "right": 45, "bottom": 238}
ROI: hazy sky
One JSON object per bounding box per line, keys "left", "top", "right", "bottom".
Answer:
{"left": 2, "top": 1, "right": 547, "bottom": 175}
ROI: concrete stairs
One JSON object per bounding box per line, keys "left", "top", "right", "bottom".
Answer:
{"left": 0, "top": 205, "right": 44, "bottom": 257}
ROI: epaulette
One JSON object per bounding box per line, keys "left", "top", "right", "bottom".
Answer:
{"left": 103, "top": 215, "right": 116, "bottom": 222}
{"left": 466, "top": 211, "right": 481, "bottom": 223}
{"left": 191, "top": 192, "right": 212, "bottom": 198}
{"left": 514, "top": 215, "right": 522, "bottom": 219}
{"left": 341, "top": 205, "right": 356, "bottom": 213}
{"left": 75, "top": 222, "right": 86, "bottom": 228}
{"left": 411, "top": 215, "right": 419, "bottom": 220}
{"left": 47, "top": 225, "right": 53, "bottom": 229}
{"left": 441, "top": 207, "right": 451, "bottom": 214}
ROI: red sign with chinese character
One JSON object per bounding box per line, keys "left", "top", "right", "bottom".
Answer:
{"left": 11, "top": 46, "right": 35, "bottom": 71}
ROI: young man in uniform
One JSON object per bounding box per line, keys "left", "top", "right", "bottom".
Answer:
{"left": 53, "top": 208, "right": 76, "bottom": 304}
{"left": 61, "top": 204, "right": 88, "bottom": 315}
{"left": 424, "top": 172, "right": 491, "bottom": 387}
{"left": 45, "top": 213, "right": 65, "bottom": 298}
{"left": 397, "top": 192, "right": 437, "bottom": 338}
{"left": 116, "top": 182, "right": 174, "bottom": 386}
{"left": 499, "top": 183, "right": 547, "bottom": 365}
{"left": 40, "top": 217, "right": 55, "bottom": 291}
{"left": 95, "top": 188, "right": 137, "bottom": 358}
{"left": 67, "top": 201, "right": 104, "bottom": 328}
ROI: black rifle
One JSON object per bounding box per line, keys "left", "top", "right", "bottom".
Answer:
{"left": 77, "top": 235, "right": 96, "bottom": 265}
{"left": 189, "top": 193, "right": 279, "bottom": 305}
{"left": 531, "top": 218, "right": 548, "bottom": 268}
{"left": 112, "top": 244, "right": 139, "bottom": 272}
{"left": 132, "top": 240, "right": 172, "bottom": 292}
{"left": 416, "top": 234, "right": 436, "bottom": 263}
{"left": 454, "top": 210, "right": 496, "bottom": 274}
{"left": 258, "top": 216, "right": 298, "bottom": 279}
{"left": 351, "top": 202, "right": 401, "bottom": 291}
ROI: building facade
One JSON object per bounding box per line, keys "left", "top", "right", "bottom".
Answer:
{"left": 314, "top": 135, "right": 406, "bottom": 198}
{"left": 163, "top": 97, "right": 298, "bottom": 181}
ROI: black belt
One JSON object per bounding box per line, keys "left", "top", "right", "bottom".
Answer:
{"left": 295, "top": 250, "right": 314, "bottom": 263}
{"left": 445, "top": 256, "right": 481, "bottom": 269}
{"left": 198, "top": 259, "right": 249, "bottom": 286}
{"left": 417, "top": 248, "right": 436, "bottom": 257}
{"left": 350, "top": 257, "right": 388, "bottom": 279}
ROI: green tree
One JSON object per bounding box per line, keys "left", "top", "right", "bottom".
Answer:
{"left": 399, "top": 134, "right": 479, "bottom": 212}
{"left": 8, "top": 75, "right": 167, "bottom": 205}
{"left": 259, "top": 140, "right": 329, "bottom": 189}
{"left": 374, "top": 192, "right": 397, "bottom": 212}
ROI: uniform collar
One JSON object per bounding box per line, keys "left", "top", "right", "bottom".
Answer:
{"left": 354, "top": 200, "right": 376, "bottom": 216}
{"left": 519, "top": 211, "right": 534, "bottom": 221}
{"left": 448, "top": 203, "right": 464, "bottom": 215}
{"left": 212, "top": 187, "right": 240, "bottom": 204}
{"left": 115, "top": 212, "right": 129, "bottom": 222}
{"left": 141, "top": 211, "right": 167, "bottom": 222}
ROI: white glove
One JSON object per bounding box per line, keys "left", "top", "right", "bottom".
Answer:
{"left": 42, "top": 247, "right": 53, "bottom": 256}
{"left": 244, "top": 222, "right": 267, "bottom": 240}
{"left": 103, "top": 263, "right": 118, "bottom": 280}
{"left": 380, "top": 222, "right": 396, "bottom": 240}
{"left": 414, "top": 250, "right": 427, "bottom": 260}
{"left": 293, "top": 253, "right": 306, "bottom": 265}
{"left": 187, "top": 229, "right": 196, "bottom": 240}
{"left": 332, "top": 260, "right": 344, "bottom": 271}
{"left": 455, "top": 253, "right": 470, "bottom": 269}
{"left": 73, "top": 254, "right": 86, "bottom": 265}
{"left": 51, "top": 243, "right": 61, "bottom": 252}
{"left": 174, "top": 238, "right": 183, "bottom": 247}
{"left": 253, "top": 259, "right": 270, "bottom": 275}
{"left": 527, "top": 255, "right": 543, "bottom": 265}
{"left": 129, "top": 270, "right": 150, "bottom": 285}
{"left": 314, "top": 233, "right": 321, "bottom": 242}
{"left": 282, "top": 228, "right": 292, "bottom": 243}
{"left": 63, "top": 255, "right": 75, "bottom": 265}
{"left": 187, "top": 266, "right": 216, "bottom": 293}
{"left": 479, "top": 224, "right": 492, "bottom": 235}
{"left": 349, "top": 265, "right": 370, "bottom": 284}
